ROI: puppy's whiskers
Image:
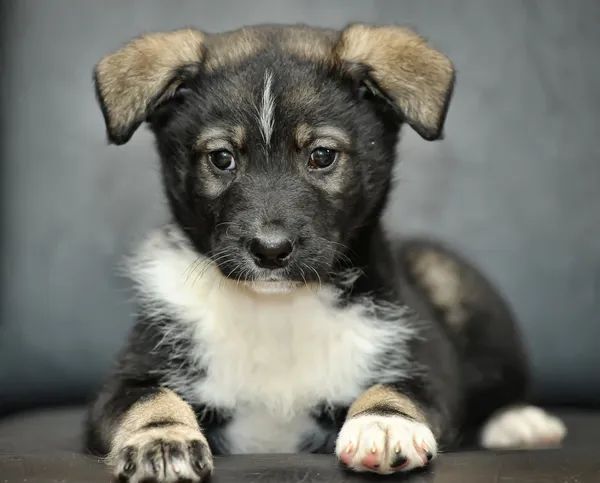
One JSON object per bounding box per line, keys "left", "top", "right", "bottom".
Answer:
{"left": 298, "top": 264, "right": 309, "bottom": 289}
{"left": 184, "top": 248, "right": 238, "bottom": 288}
{"left": 307, "top": 264, "right": 323, "bottom": 291}
{"left": 235, "top": 267, "right": 255, "bottom": 291}
{"left": 183, "top": 255, "right": 205, "bottom": 285}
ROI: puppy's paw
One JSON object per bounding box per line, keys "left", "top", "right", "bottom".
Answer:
{"left": 335, "top": 414, "right": 437, "bottom": 474}
{"left": 480, "top": 405, "right": 567, "bottom": 450}
{"left": 112, "top": 425, "right": 213, "bottom": 482}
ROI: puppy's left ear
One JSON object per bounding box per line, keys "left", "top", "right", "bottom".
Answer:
{"left": 94, "top": 29, "right": 205, "bottom": 145}
{"left": 335, "top": 24, "right": 455, "bottom": 141}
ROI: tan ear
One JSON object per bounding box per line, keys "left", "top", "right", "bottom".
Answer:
{"left": 94, "top": 29, "right": 205, "bottom": 145}
{"left": 335, "top": 24, "right": 455, "bottom": 140}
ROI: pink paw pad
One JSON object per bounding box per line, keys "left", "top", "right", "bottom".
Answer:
{"left": 360, "top": 447, "right": 381, "bottom": 469}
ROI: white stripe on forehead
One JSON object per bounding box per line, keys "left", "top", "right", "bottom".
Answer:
{"left": 259, "top": 70, "right": 276, "bottom": 147}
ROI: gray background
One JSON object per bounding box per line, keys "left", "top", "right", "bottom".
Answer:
{"left": 1, "top": 0, "right": 599, "bottom": 414}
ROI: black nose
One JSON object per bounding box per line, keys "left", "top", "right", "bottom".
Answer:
{"left": 249, "top": 233, "right": 294, "bottom": 269}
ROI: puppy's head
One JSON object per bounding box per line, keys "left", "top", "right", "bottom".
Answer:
{"left": 94, "top": 24, "right": 455, "bottom": 293}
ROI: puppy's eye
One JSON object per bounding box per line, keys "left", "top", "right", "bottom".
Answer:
{"left": 208, "top": 150, "right": 236, "bottom": 171}
{"left": 309, "top": 148, "right": 338, "bottom": 170}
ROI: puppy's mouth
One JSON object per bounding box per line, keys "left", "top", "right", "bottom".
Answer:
{"left": 213, "top": 256, "right": 322, "bottom": 295}
{"left": 242, "top": 279, "right": 303, "bottom": 295}
{"left": 237, "top": 267, "right": 305, "bottom": 295}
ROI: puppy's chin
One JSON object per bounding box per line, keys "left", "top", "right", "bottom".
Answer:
{"left": 243, "top": 280, "right": 302, "bottom": 295}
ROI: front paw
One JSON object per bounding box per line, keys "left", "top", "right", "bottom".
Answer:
{"left": 335, "top": 414, "right": 437, "bottom": 474}
{"left": 112, "top": 425, "right": 213, "bottom": 482}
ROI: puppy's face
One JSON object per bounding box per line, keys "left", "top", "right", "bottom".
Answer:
{"left": 152, "top": 53, "right": 401, "bottom": 291}
{"left": 94, "top": 25, "right": 455, "bottom": 292}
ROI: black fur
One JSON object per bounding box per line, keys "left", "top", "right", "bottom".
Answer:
{"left": 86, "top": 24, "right": 530, "bottom": 463}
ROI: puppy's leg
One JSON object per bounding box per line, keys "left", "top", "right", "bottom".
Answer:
{"left": 398, "top": 238, "right": 567, "bottom": 449}
{"left": 88, "top": 386, "right": 213, "bottom": 483}
{"left": 335, "top": 384, "right": 437, "bottom": 474}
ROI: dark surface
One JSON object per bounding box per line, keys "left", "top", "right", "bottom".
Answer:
{"left": 1, "top": 408, "right": 599, "bottom": 483}
{"left": 1, "top": 0, "right": 599, "bottom": 417}
{"left": 2, "top": 451, "right": 600, "bottom": 483}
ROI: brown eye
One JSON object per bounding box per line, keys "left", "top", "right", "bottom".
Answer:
{"left": 208, "top": 150, "right": 236, "bottom": 171}
{"left": 309, "top": 148, "right": 338, "bottom": 170}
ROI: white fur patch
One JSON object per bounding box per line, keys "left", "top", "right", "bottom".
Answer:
{"left": 222, "top": 405, "right": 321, "bottom": 454}
{"left": 336, "top": 414, "right": 436, "bottom": 474}
{"left": 127, "top": 225, "right": 417, "bottom": 454}
{"left": 258, "top": 70, "right": 275, "bottom": 147}
{"left": 480, "top": 405, "right": 567, "bottom": 449}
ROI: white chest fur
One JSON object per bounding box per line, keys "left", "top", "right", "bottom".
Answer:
{"left": 128, "top": 226, "right": 415, "bottom": 454}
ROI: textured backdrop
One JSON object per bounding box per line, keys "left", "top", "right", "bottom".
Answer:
{"left": 1, "top": 0, "right": 599, "bottom": 414}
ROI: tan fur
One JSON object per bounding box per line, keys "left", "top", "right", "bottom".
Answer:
{"left": 231, "top": 125, "right": 247, "bottom": 149}
{"left": 194, "top": 126, "right": 246, "bottom": 155}
{"left": 294, "top": 124, "right": 352, "bottom": 150}
{"left": 280, "top": 26, "right": 337, "bottom": 60}
{"left": 195, "top": 127, "right": 233, "bottom": 152}
{"left": 334, "top": 24, "right": 454, "bottom": 138}
{"left": 109, "top": 388, "right": 204, "bottom": 459}
{"left": 95, "top": 29, "right": 204, "bottom": 140}
{"left": 205, "top": 25, "right": 336, "bottom": 71}
{"left": 294, "top": 124, "right": 313, "bottom": 148}
{"left": 205, "top": 28, "right": 264, "bottom": 71}
{"left": 411, "top": 249, "right": 467, "bottom": 328}
{"left": 347, "top": 384, "right": 427, "bottom": 424}
{"left": 312, "top": 126, "right": 352, "bottom": 150}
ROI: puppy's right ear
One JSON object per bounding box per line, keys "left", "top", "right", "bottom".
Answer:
{"left": 335, "top": 24, "right": 455, "bottom": 141}
{"left": 94, "top": 29, "right": 205, "bottom": 145}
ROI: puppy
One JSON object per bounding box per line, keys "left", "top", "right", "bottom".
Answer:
{"left": 85, "top": 23, "right": 566, "bottom": 482}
